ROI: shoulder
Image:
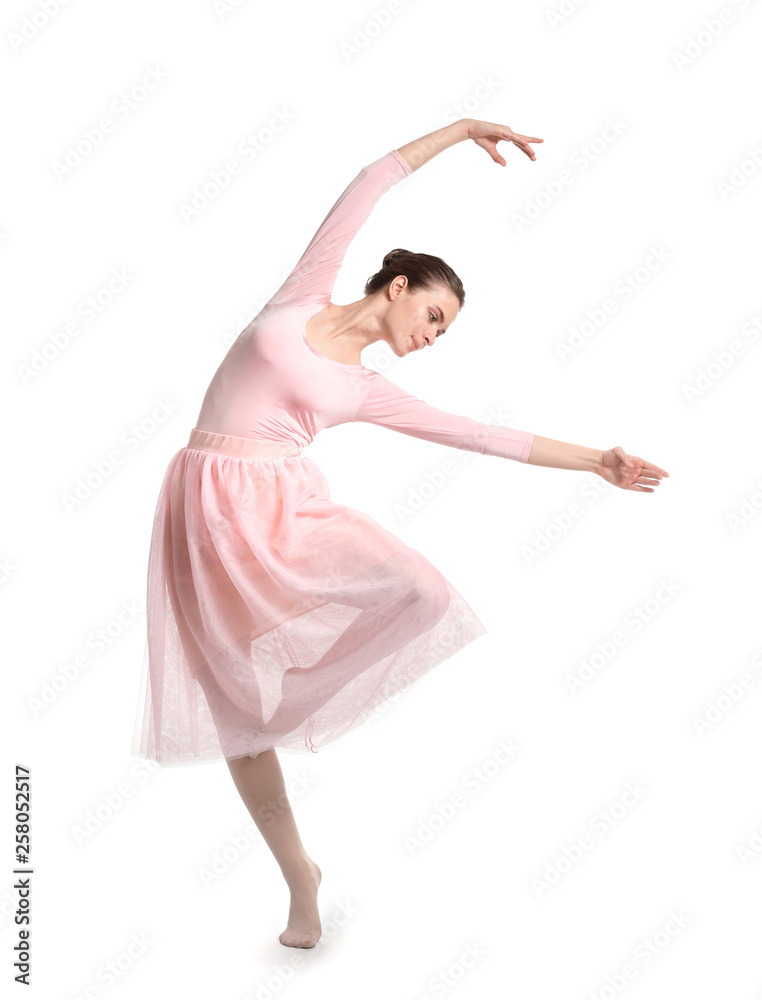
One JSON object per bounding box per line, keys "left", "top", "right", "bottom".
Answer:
{"left": 354, "top": 371, "right": 421, "bottom": 416}
{"left": 361, "top": 371, "right": 402, "bottom": 395}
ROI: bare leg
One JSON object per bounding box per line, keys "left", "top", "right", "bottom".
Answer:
{"left": 225, "top": 749, "right": 322, "bottom": 948}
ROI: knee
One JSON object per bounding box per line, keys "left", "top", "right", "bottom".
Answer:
{"left": 406, "top": 561, "right": 450, "bottom": 632}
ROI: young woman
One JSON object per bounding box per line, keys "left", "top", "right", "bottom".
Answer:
{"left": 131, "top": 118, "right": 669, "bottom": 949}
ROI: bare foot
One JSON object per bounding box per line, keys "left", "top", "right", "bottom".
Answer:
{"left": 279, "top": 858, "right": 322, "bottom": 948}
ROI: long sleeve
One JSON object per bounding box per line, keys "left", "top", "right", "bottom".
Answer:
{"left": 353, "top": 375, "right": 535, "bottom": 463}
{"left": 266, "top": 149, "right": 413, "bottom": 308}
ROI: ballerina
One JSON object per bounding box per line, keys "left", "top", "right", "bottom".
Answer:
{"left": 131, "top": 117, "right": 669, "bottom": 948}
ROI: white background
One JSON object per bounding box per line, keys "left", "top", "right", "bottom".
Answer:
{"left": 4, "top": 0, "right": 762, "bottom": 997}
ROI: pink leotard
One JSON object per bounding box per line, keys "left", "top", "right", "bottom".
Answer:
{"left": 193, "top": 148, "right": 534, "bottom": 463}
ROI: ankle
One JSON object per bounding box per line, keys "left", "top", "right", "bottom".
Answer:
{"left": 282, "top": 854, "right": 317, "bottom": 890}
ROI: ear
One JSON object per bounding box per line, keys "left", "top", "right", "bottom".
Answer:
{"left": 389, "top": 274, "right": 408, "bottom": 299}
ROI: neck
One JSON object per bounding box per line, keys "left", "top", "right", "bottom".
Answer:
{"left": 323, "top": 298, "right": 384, "bottom": 353}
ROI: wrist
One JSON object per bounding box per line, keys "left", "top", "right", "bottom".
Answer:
{"left": 397, "top": 121, "right": 471, "bottom": 172}
{"left": 452, "top": 118, "right": 473, "bottom": 142}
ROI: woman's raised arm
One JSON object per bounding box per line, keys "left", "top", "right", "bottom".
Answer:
{"left": 396, "top": 118, "right": 543, "bottom": 172}
{"left": 265, "top": 149, "right": 413, "bottom": 309}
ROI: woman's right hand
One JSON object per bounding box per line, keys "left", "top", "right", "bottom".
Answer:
{"left": 466, "top": 119, "right": 543, "bottom": 166}
{"left": 595, "top": 446, "right": 670, "bottom": 493}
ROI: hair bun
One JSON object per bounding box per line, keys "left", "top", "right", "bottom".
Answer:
{"left": 383, "top": 248, "right": 408, "bottom": 267}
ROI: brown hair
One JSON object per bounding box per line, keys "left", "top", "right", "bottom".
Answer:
{"left": 363, "top": 248, "right": 465, "bottom": 309}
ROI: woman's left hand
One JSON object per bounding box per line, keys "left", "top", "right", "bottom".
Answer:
{"left": 596, "top": 446, "right": 670, "bottom": 492}
{"left": 466, "top": 120, "right": 543, "bottom": 166}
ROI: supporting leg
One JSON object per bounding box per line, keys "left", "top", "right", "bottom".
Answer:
{"left": 225, "top": 749, "right": 322, "bottom": 948}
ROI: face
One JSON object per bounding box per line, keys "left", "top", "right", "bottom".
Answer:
{"left": 382, "top": 277, "right": 461, "bottom": 358}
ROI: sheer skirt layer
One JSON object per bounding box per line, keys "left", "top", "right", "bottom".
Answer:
{"left": 131, "top": 432, "right": 487, "bottom": 767}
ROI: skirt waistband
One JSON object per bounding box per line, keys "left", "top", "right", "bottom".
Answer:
{"left": 187, "top": 428, "right": 304, "bottom": 459}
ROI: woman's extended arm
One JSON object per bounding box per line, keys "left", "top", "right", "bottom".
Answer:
{"left": 353, "top": 373, "right": 534, "bottom": 463}
{"left": 396, "top": 118, "right": 544, "bottom": 172}
{"left": 353, "top": 377, "right": 668, "bottom": 493}
{"left": 527, "top": 436, "right": 670, "bottom": 493}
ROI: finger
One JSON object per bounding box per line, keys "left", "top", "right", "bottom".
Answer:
{"left": 624, "top": 483, "right": 655, "bottom": 493}
{"left": 630, "top": 456, "right": 669, "bottom": 477}
{"left": 514, "top": 140, "right": 536, "bottom": 160}
{"left": 489, "top": 143, "right": 507, "bottom": 166}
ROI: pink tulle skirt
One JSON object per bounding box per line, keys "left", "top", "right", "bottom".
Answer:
{"left": 130, "top": 427, "right": 487, "bottom": 767}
